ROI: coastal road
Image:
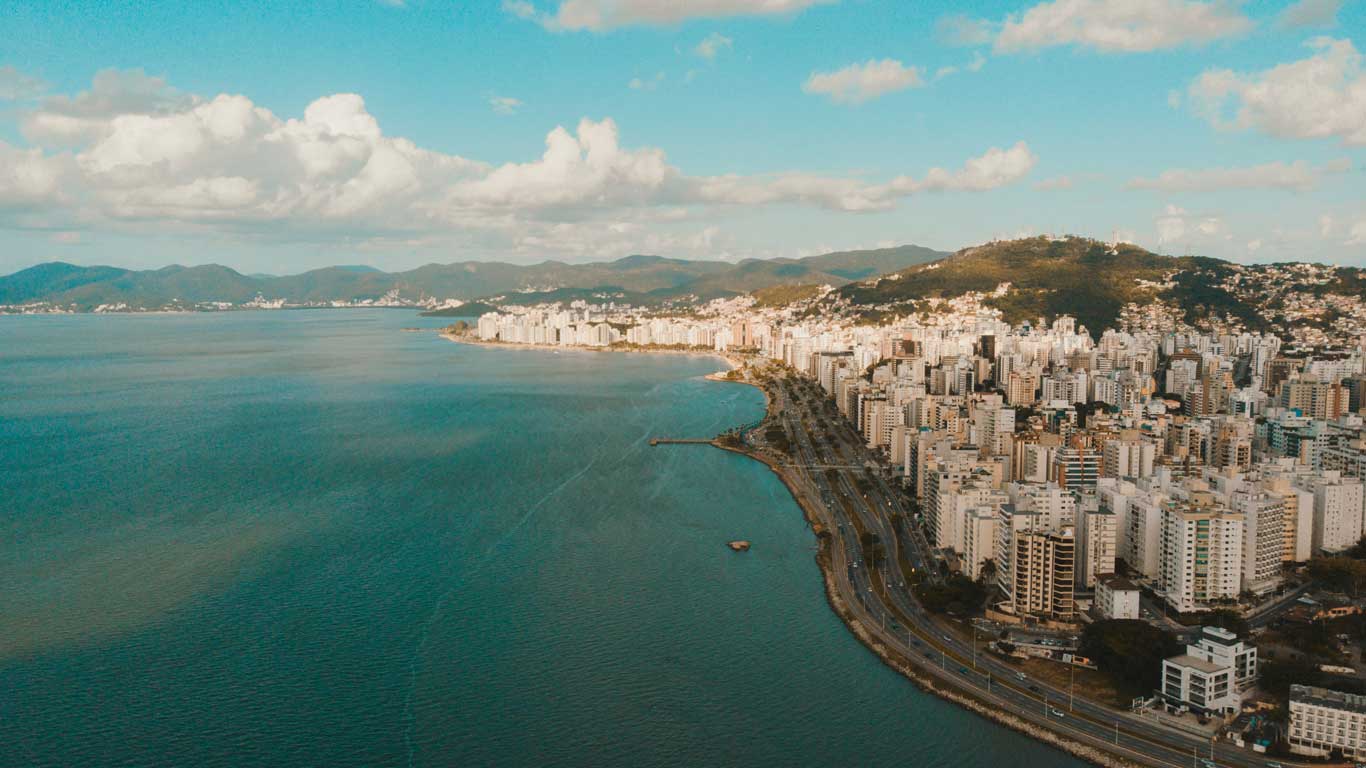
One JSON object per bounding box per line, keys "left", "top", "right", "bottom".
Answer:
{"left": 750, "top": 369, "right": 1285, "bottom": 768}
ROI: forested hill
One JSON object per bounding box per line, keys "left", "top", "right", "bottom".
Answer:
{"left": 1, "top": 244, "right": 946, "bottom": 311}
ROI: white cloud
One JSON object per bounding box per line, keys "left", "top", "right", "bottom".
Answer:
{"left": 1321, "top": 214, "right": 1335, "bottom": 237}
{"left": 693, "top": 141, "right": 1037, "bottom": 210}
{"left": 0, "top": 141, "right": 67, "bottom": 206}
{"left": 503, "top": 0, "right": 539, "bottom": 19}
{"left": 935, "top": 52, "right": 986, "bottom": 81}
{"left": 509, "top": 0, "right": 834, "bottom": 31}
{"left": 1034, "top": 175, "right": 1073, "bottom": 190}
{"left": 994, "top": 0, "right": 1252, "bottom": 53}
{"left": 803, "top": 59, "right": 924, "bottom": 105}
{"left": 1189, "top": 37, "right": 1366, "bottom": 146}
{"left": 1154, "top": 203, "right": 1232, "bottom": 248}
{"left": 1246, "top": 238, "right": 1262, "bottom": 252}
{"left": 1127, "top": 159, "right": 1350, "bottom": 191}
{"left": 1166, "top": 89, "right": 1182, "bottom": 109}
{"left": 489, "top": 96, "right": 524, "bottom": 115}
{"left": 0, "top": 65, "right": 45, "bottom": 101}
{"left": 1277, "top": 0, "right": 1341, "bottom": 29}
{"left": 694, "top": 32, "right": 733, "bottom": 59}
{"left": 21, "top": 68, "right": 191, "bottom": 146}
{"left": 936, "top": 14, "right": 995, "bottom": 46}
{"left": 628, "top": 72, "right": 665, "bottom": 90}
{"left": 1, "top": 73, "right": 1037, "bottom": 248}
{"left": 1348, "top": 219, "right": 1366, "bottom": 245}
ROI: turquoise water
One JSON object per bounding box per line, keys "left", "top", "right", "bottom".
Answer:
{"left": 0, "top": 310, "right": 1082, "bottom": 767}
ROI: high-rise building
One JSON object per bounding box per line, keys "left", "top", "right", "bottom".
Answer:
{"left": 1103, "top": 436, "right": 1155, "bottom": 479}
{"left": 1159, "top": 501, "right": 1244, "bottom": 613}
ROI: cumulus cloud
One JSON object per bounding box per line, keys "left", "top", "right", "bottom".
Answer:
{"left": 0, "top": 65, "right": 45, "bottom": 101}
{"left": 694, "top": 32, "right": 733, "bottom": 59}
{"left": 993, "top": 0, "right": 1252, "bottom": 53}
{"left": 508, "top": 0, "right": 834, "bottom": 31}
{"left": 693, "top": 141, "right": 1036, "bottom": 210}
{"left": 1127, "top": 159, "right": 1351, "bottom": 192}
{"left": 628, "top": 72, "right": 665, "bottom": 90}
{"left": 803, "top": 59, "right": 924, "bottom": 104}
{"left": 1277, "top": 0, "right": 1341, "bottom": 29}
{"left": 936, "top": 14, "right": 995, "bottom": 46}
{"left": 1349, "top": 220, "right": 1366, "bottom": 246}
{"left": 1, "top": 72, "right": 1036, "bottom": 246}
{"left": 1155, "top": 203, "right": 1231, "bottom": 248}
{"left": 1034, "top": 175, "right": 1073, "bottom": 190}
{"left": 1188, "top": 37, "right": 1366, "bottom": 146}
{"left": 935, "top": 52, "right": 987, "bottom": 80}
{"left": 21, "top": 69, "right": 192, "bottom": 146}
{"left": 489, "top": 96, "right": 524, "bottom": 115}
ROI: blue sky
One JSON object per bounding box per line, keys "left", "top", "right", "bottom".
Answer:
{"left": 0, "top": 0, "right": 1363, "bottom": 274}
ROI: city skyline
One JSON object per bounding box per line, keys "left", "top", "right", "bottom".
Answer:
{"left": 1, "top": 0, "right": 1364, "bottom": 275}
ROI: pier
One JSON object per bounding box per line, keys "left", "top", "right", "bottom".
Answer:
{"left": 648, "top": 438, "right": 715, "bottom": 446}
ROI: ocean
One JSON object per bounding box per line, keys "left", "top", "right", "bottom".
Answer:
{"left": 0, "top": 309, "right": 1082, "bottom": 767}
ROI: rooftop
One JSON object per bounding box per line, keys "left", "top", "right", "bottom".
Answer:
{"left": 1291, "top": 685, "right": 1366, "bottom": 713}
{"left": 1165, "top": 654, "right": 1228, "bottom": 675}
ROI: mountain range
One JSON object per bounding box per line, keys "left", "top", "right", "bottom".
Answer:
{"left": 0, "top": 245, "right": 946, "bottom": 310}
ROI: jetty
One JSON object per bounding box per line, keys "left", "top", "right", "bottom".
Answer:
{"left": 649, "top": 438, "right": 714, "bottom": 446}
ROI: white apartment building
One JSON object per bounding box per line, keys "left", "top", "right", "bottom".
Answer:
{"left": 1160, "top": 626, "right": 1256, "bottom": 714}
{"left": 1231, "top": 488, "right": 1286, "bottom": 596}
{"left": 1159, "top": 502, "right": 1244, "bottom": 613}
{"left": 961, "top": 506, "right": 999, "bottom": 581}
{"left": 1310, "top": 474, "right": 1365, "bottom": 554}
{"left": 1077, "top": 505, "right": 1117, "bottom": 589}
{"left": 1161, "top": 655, "right": 1237, "bottom": 715}
{"left": 1289, "top": 685, "right": 1366, "bottom": 760}
{"left": 1104, "top": 437, "right": 1156, "bottom": 479}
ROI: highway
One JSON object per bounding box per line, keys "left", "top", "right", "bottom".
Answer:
{"left": 750, "top": 369, "right": 1287, "bottom": 768}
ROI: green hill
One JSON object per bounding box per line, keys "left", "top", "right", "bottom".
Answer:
{"left": 2, "top": 245, "right": 946, "bottom": 310}
{"left": 836, "top": 237, "right": 1272, "bottom": 335}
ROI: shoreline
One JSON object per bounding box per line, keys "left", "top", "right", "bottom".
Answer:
{"left": 712, "top": 442, "right": 1137, "bottom": 768}
{"left": 708, "top": 382, "right": 1140, "bottom": 768}
{"left": 438, "top": 330, "right": 1134, "bottom": 767}
{"left": 439, "top": 331, "right": 747, "bottom": 372}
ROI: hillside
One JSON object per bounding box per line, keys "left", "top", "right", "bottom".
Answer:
{"left": 0, "top": 244, "right": 947, "bottom": 311}
{"left": 834, "top": 237, "right": 1366, "bottom": 340}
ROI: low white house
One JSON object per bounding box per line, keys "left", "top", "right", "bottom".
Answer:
{"left": 1095, "top": 575, "right": 1140, "bottom": 620}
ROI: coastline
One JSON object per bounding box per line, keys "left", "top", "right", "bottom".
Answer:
{"left": 439, "top": 331, "right": 747, "bottom": 372}
{"left": 710, "top": 431, "right": 1136, "bottom": 765}
{"left": 438, "top": 330, "right": 1133, "bottom": 768}
{"left": 709, "top": 381, "right": 1141, "bottom": 768}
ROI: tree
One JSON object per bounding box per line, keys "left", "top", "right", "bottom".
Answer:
{"left": 1202, "top": 608, "right": 1250, "bottom": 638}
{"left": 915, "top": 576, "right": 987, "bottom": 616}
{"left": 1308, "top": 557, "right": 1366, "bottom": 596}
{"left": 1079, "top": 620, "right": 1180, "bottom": 698}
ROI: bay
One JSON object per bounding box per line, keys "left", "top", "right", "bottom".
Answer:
{"left": 0, "top": 310, "right": 1083, "bottom": 768}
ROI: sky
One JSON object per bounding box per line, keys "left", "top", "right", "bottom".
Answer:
{"left": 0, "top": 0, "right": 1363, "bottom": 275}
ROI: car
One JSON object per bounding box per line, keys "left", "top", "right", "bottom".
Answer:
{"left": 924, "top": 652, "right": 934, "bottom": 659}
{"left": 958, "top": 667, "right": 969, "bottom": 674}
{"left": 1050, "top": 709, "right": 1065, "bottom": 718}
{"left": 1028, "top": 685, "right": 1040, "bottom": 692}
{"left": 1016, "top": 672, "right": 1027, "bottom": 681}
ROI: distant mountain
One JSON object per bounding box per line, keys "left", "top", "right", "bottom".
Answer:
{"left": 833, "top": 236, "right": 1366, "bottom": 339}
{"left": 1, "top": 245, "right": 948, "bottom": 310}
